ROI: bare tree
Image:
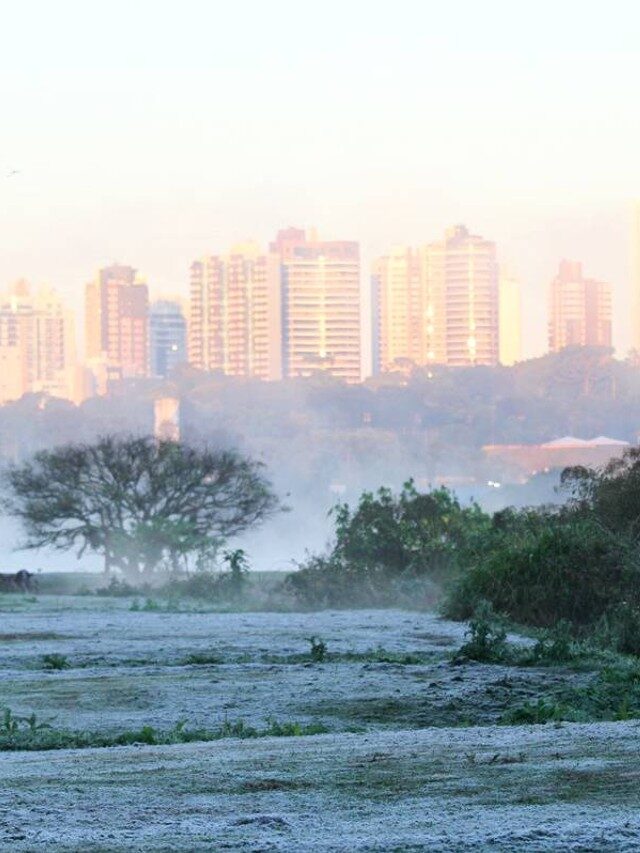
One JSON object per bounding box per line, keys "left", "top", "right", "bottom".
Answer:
{"left": 2, "top": 435, "right": 280, "bottom": 579}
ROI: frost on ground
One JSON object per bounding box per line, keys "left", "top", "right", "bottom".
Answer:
{"left": 2, "top": 721, "right": 640, "bottom": 851}
{"left": 0, "top": 598, "right": 638, "bottom": 850}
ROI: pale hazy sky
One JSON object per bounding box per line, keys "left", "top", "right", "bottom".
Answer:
{"left": 1, "top": 0, "right": 639, "bottom": 357}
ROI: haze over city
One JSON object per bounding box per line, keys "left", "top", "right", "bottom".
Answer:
{"left": 2, "top": 0, "right": 640, "bottom": 358}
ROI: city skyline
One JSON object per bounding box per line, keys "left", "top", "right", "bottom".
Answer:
{"left": 0, "top": 220, "right": 626, "bottom": 404}
{"left": 0, "top": 206, "right": 634, "bottom": 361}
{"left": 2, "top": 2, "right": 640, "bottom": 360}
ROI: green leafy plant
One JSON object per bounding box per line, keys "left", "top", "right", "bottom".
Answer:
{"left": 42, "top": 653, "right": 70, "bottom": 671}
{"left": 308, "top": 636, "right": 327, "bottom": 663}
{"left": 455, "top": 602, "right": 509, "bottom": 663}
{"left": 501, "top": 698, "right": 572, "bottom": 725}
{"left": 285, "top": 481, "right": 489, "bottom": 608}
{"left": 531, "top": 620, "right": 576, "bottom": 663}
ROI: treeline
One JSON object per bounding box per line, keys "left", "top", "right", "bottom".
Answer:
{"left": 286, "top": 449, "right": 640, "bottom": 654}
{"left": 2, "top": 346, "right": 640, "bottom": 460}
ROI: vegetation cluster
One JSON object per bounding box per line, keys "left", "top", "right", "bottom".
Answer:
{"left": 0, "top": 709, "right": 329, "bottom": 752}
{"left": 288, "top": 448, "right": 640, "bottom": 657}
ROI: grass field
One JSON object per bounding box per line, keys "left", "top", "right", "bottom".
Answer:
{"left": 1, "top": 593, "right": 639, "bottom": 850}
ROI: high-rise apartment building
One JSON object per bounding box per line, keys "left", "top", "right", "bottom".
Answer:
{"left": 431, "top": 225, "right": 499, "bottom": 366}
{"left": 272, "top": 228, "right": 362, "bottom": 383}
{"left": 150, "top": 300, "right": 187, "bottom": 378}
{"left": 0, "top": 281, "right": 77, "bottom": 403}
{"left": 498, "top": 268, "right": 522, "bottom": 366}
{"left": 189, "top": 229, "right": 361, "bottom": 384}
{"left": 189, "top": 244, "right": 282, "bottom": 380}
{"left": 372, "top": 247, "right": 421, "bottom": 372}
{"left": 85, "top": 264, "right": 149, "bottom": 378}
{"left": 548, "top": 260, "right": 612, "bottom": 352}
{"left": 373, "top": 225, "right": 499, "bottom": 370}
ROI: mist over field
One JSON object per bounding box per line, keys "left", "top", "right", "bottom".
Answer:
{"left": 1, "top": 350, "right": 615, "bottom": 573}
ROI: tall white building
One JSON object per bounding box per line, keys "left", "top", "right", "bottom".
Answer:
{"left": 271, "top": 228, "right": 362, "bottom": 383}
{"left": 189, "top": 243, "right": 282, "bottom": 380}
{"left": 373, "top": 225, "right": 500, "bottom": 370}
{"left": 0, "top": 281, "right": 77, "bottom": 404}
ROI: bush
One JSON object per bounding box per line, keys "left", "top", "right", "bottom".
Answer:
{"left": 455, "top": 602, "right": 510, "bottom": 663}
{"left": 444, "top": 509, "right": 638, "bottom": 629}
{"left": 96, "top": 577, "right": 143, "bottom": 597}
{"left": 595, "top": 603, "right": 640, "bottom": 656}
{"left": 285, "top": 481, "right": 488, "bottom": 609}
{"left": 42, "top": 653, "right": 70, "bottom": 671}
{"left": 0, "top": 714, "right": 330, "bottom": 752}
{"left": 530, "top": 620, "right": 576, "bottom": 663}
{"left": 308, "top": 637, "right": 327, "bottom": 663}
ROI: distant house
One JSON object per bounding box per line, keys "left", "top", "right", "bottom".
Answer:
{"left": 483, "top": 435, "right": 630, "bottom": 478}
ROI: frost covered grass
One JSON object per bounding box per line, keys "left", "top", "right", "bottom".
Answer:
{"left": 2, "top": 599, "right": 640, "bottom": 849}
{"left": 2, "top": 719, "right": 640, "bottom": 851}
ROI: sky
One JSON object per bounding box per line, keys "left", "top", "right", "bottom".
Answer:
{"left": 1, "top": 0, "right": 639, "bottom": 358}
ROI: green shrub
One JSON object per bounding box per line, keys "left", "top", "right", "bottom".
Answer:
{"left": 501, "top": 698, "right": 575, "bottom": 725}
{"left": 531, "top": 620, "right": 576, "bottom": 663}
{"left": 0, "top": 715, "right": 330, "bottom": 752}
{"left": 307, "top": 636, "right": 327, "bottom": 663}
{"left": 286, "top": 481, "right": 489, "bottom": 609}
{"left": 595, "top": 602, "right": 640, "bottom": 656}
{"left": 183, "top": 652, "right": 224, "bottom": 666}
{"left": 42, "top": 653, "right": 70, "bottom": 671}
{"left": 455, "top": 601, "right": 510, "bottom": 663}
{"left": 444, "top": 510, "right": 637, "bottom": 629}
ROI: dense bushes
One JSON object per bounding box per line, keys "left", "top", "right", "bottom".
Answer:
{"left": 286, "top": 450, "right": 640, "bottom": 648}
{"left": 285, "top": 481, "right": 488, "bottom": 608}
{"left": 444, "top": 509, "right": 639, "bottom": 628}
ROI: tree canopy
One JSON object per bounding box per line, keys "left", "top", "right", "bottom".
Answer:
{"left": 2, "top": 435, "right": 280, "bottom": 578}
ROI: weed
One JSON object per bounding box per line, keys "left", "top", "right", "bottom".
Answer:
{"left": 42, "top": 653, "right": 70, "bottom": 671}
{"left": 308, "top": 636, "right": 327, "bottom": 663}
{"left": 595, "top": 602, "right": 640, "bottom": 656}
{"left": 500, "top": 699, "right": 576, "bottom": 725}
{"left": 2, "top": 708, "right": 19, "bottom": 735}
{"left": 455, "top": 602, "right": 510, "bottom": 663}
{"left": 0, "top": 715, "right": 330, "bottom": 752}
{"left": 183, "top": 652, "right": 224, "bottom": 666}
{"left": 2, "top": 709, "right": 52, "bottom": 735}
{"left": 530, "top": 621, "right": 576, "bottom": 663}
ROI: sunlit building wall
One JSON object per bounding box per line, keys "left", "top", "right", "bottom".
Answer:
{"left": 374, "top": 226, "right": 499, "bottom": 371}
{"left": 548, "top": 260, "right": 612, "bottom": 352}
{"left": 426, "top": 225, "right": 499, "bottom": 367}
{"left": 0, "top": 285, "right": 32, "bottom": 403}
{"left": 0, "top": 281, "right": 77, "bottom": 403}
{"left": 372, "top": 247, "right": 423, "bottom": 371}
{"left": 272, "top": 229, "right": 361, "bottom": 383}
{"left": 498, "top": 268, "right": 522, "bottom": 365}
{"left": 32, "top": 286, "right": 77, "bottom": 399}
{"left": 85, "top": 264, "right": 149, "bottom": 378}
{"left": 188, "top": 244, "right": 282, "bottom": 380}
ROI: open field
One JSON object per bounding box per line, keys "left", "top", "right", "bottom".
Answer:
{"left": 1, "top": 595, "right": 639, "bottom": 850}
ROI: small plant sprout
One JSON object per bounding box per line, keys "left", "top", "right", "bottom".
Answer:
{"left": 307, "top": 636, "right": 327, "bottom": 663}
